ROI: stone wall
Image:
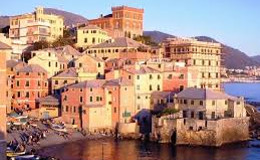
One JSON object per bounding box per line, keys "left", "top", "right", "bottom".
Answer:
{"left": 176, "top": 117, "right": 249, "bottom": 146}
{"left": 151, "top": 116, "right": 249, "bottom": 146}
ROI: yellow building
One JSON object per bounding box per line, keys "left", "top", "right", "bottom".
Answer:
{"left": 29, "top": 49, "right": 68, "bottom": 78}
{"left": 74, "top": 54, "right": 105, "bottom": 78}
{"left": 76, "top": 25, "right": 110, "bottom": 49}
{"left": 122, "top": 65, "right": 163, "bottom": 112}
{"left": 174, "top": 88, "right": 247, "bottom": 120}
{"left": 38, "top": 95, "right": 60, "bottom": 119}
{"left": 9, "top": 6, "right": 64, "bottom": 44}
{"left": 163, "top": 37, "right": 222, "bottom": 91}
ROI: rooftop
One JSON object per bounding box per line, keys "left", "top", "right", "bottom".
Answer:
{"left": 0, "top": 41, "right": 12, "bottom": 50}
{"left": 91, "top": 37, "right": 147, "bottom": 49}
{"left": 124, "top": 66, "right": 161, "bottom": 74}
{"left": 17, "top": 64, "right": 47, "bottom": 73}
{"left": 177, "top": 88, "right": 238, "bottom": 100}
{"left": 54, "top": 67, "right": 77, "bottom": 78}
{"left": 69, "top": 80, "right": 106, "bottom": 89}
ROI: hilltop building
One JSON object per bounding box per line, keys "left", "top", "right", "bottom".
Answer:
{"left": 9, "top": 7, "right": 64, "bottom": 45}
{"left": 163, "top": 37, "right": 222, "bottom": 91}
{"left": 89, "top": 6, "right": 144, "bottom": 38}
{"left": 76, "top": 25, "right": 111, "bottom": 49}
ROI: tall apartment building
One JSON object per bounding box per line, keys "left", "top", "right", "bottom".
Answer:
{"left": 9, "top": 7, "right": 64, "bottom": 44}
{"left": 89, "top": 6, "right": 144, "bottom": 38}
{"left": 163, "top": 37, "right": 222, "bottom": 91}
{"left": 0, "top": 42, "right": 10, "bottom": 160}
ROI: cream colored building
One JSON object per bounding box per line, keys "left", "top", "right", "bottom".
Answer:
{"left": 122, "top": 65, "right": 163, "bottom": 112}
{"left": 163, "top": 37, "right": 222, "bottom": 91}
{"left": 28, "top": 49, "right": 68, "bottom": 78}
{"left": 76, "top": 25, "right": 110, "bottom": 49}
{"left": 174, "top": 88, "right": 247, "bottom": 120}
{"left": 9, "top": 7, "right": 64, "bottom": 44}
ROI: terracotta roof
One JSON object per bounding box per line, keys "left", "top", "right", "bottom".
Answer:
{"left": 69, "top": 80, "right": 106, "bottom": 89}
{"left": 104, "top": 78, "right": 133, "bottom": 86}
{"left": 151, "top": 91, "right": 176, "bottom": 99}
{"left": 56, "top": 45, "right": 82, "bottom": 56}
{"left": 38, "top": 95, "right": 59, "bottom": 106}
{"left": 57, "top": 54, "right": 69, "bottom": 63}
{"left": 76, "top": 54, "right": 103, "bottom": 63}
{"left": 6, "top": 60, "right": 20, "bottom": 68}
{"left": 79, "top": 25, "right": 103, "bottom": 30}
{"left": 0, "top": 41, "right": 12, "bottom": 50}
{"left": 124, "top": 66, "right": 161, "bottom": 74}
{"left": 17, "top": 64, "right": 47, "bottom": 73}
{"left": 177, "top": 88, "right": 238, "bottom": 100}
{"left": 55, "top": 67, "right": 77, "bottom": 78}
{"left": 91, "top": 37, "right": 147, "bottom": 48}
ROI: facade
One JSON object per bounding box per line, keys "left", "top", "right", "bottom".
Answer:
{"left": 163, "top": 37, "right": 222, "bottom": 91}
{"left": 85, "top": 37, "right": 148, "bottom": 59}
{"left": 12, "top": 64, "right": 48, "bottom": 110}
{"left": 152, "top": 88, "right": 249, "bottom": 146}
{"left": 89, "top": 6, "right": 144, "bottom": 38}
{"left": 29, "top": 49, "right": 69, "bottom": 78}
{"left": 51, "top": 67, "right": 97, "bottom": 95}
{"left": 6, "top": 60, "right": 27, "bottom": 112}
{"left": 0, "top": 42, "right": 9, "bottom": 160}
{"left": 74, "top": 54, "right": 105, "bottom": 78}
{"left": 121, "top": 66, "right": 163, "bottom": 112}
{"left": 37, "top": 95, "right": 60, "bottom": 119}
{"left": 9, "top": 7, "right": 64, "bottom": 44}
{"left": 76, "top": 25, "right": 110, "bottom": 49}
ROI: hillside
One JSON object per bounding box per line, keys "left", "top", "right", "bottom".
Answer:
{"left": 251, "top": 55, "right": 260, "bottom": 64}
{"left": 144, "top": 31, "right": 260, "bottom": 69}
{"left": 144, "top": 31, "right": 175, "bottom": 43}
{"left": 0, "top": 8, "right": 88, "bottom": 28}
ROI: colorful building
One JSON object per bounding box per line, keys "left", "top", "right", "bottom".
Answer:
{"left": 9, "top": 7, "right": 64, "bottom": 44}
{"left": 37, "top": 95, "right": 60, "bottom": 119}
{"left": 85, "top": 37, "right": 148, "bottom": 59}
{"left": 76, "top": 25, "right": 110, "bottom": 49}
{"left": 163, "top": 37, "right": 222, "bottom": 91}
{"left": 12, "top": 64, "right": 48, "bottom": 110}
{"left": 0, "top": 41, "right": 9, "bottom": 160}
{"left": 29, "top": 48, "right": 69, "bottom": 78}
{"left": 89, "top": 6, "right": 144, "bottom": 38}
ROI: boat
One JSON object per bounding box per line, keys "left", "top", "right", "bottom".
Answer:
{"left": 51, "top": 124, "right": 68, "bottom": 133}
{"left": 6, "top": 144, "right": 26, "bottom": 158}
{"left": 11, "top": 155, "right": 40, "bottom": 160}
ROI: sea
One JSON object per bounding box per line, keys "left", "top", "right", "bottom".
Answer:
{"left": 39, "top": 83, "right": 260, "bottom": 160}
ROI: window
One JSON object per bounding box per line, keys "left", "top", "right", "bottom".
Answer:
{"left": 157, "top": 75, "right": 161, "bottom": 80}
{"left": 80, "top": 96, "right": 83, "bottom": 103}
{"left": 114, "top": 107, "right": 117, "bottom": 113}
{"left": 236, "top": 101, "right": 241, "bottom": 105}
{"left": 64, "top": 95, "right": 67, "bottom": 101}
{"left": 17, "top": 92, "right": 21, "bottom": 98}
{"left": 137, "top": 96, "right": 140, "bottom": 99}
{"left": 168, "top": 74, "right": 172, "bottom": 79}
{"left": 26, "top": 72, "right": 29, "bottom": 76}
{"left": 157, "top": 85, "right": 160, "bottom": 91}
{"left": 137, "top": 75, "right": 140, "bottom": 80}
{"left": 137, "top": 85, "right": 140, "bottom": 90}
{"left": 191, "top": 111, "right": 195, "bottom": 118}
{"left": 49, "top": 62, "right": 51, "bottom": 67}
{"left": 90, "top": 88, "right": 93, "bottom": 92}
{"left": 64, "top": 80, "right": 67, "bottom": 84}
{"left": 16, "top": 81, "right": 20, "bottom": 87}
{"left": 225, "top": 100, "right": 228, "bottom": 105}
{"left": 149, "top": 85, "right": 152, "bottom": 91}
{"left": 212, "top": 100, "right": 215, "bottom": 105}
{"left": 200, "top": 101, "right": 203, "bottom": 105}
{"left": 90, "top": 96, "right": 93, "bottom": 102}
{"left": 25, "top": 81, "right": 29, "bottom": 87}
{"left": 184, "top": 99, "right": 187, "bottom": 104}
{"left": 79, "top": 63, "right": 82, "bottom": 68}
{"left": 74, "top": 106, "right": 76, "bottom": 113}
{"left": 98, "top": 63, "right": 101, "bottom": 68}
{"left": 66, "top": 106, "right": 69, "bottom": 112}
{"left": 26, "top": 92, "right": 29, "bottom": 98}
{"left": 128, "top": 75, "right": 131, "bottom": 80}
{"left": 38, "top": 81, "right": 41, "bottom": 87}
{"left": 191, "top": 100, "right": 194, "bottom": 105}
{"left": 96, "top": 97, "right": 100, "bottom": 101}
{"left": 84, "top": 38, "right": 88, "bottom": 43}
{"left": 149, "top": 74, "right": 153, "bottom": 79}
{"left": 92, "top": 38, "right": 96, "bottom": 44}
{"left": 55, "top": 80, "right": 58, "bottom": 85}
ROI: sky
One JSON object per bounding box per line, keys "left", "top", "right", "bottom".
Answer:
{"left": 1, "top": 0, "right": 260, "bottom": 56}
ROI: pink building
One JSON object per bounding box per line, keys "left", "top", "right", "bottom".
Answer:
{"left": 12, "top": 64, "right": 48, "bottom": 110}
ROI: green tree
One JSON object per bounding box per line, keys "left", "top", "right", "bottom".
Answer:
{"left": 32, "top": 40, "right": 50, "bottom": 50}
{"left": 134, "top": 35, "right": 158, "bottom": 46}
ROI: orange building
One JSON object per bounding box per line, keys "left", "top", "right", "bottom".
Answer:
{"left": 12, "top": 64, "right": 48, "bottom": 110}
{"left": 89, "top": 6, "right": 144, "bottom": 38}
{"left": 0, "top": 42, "right": 11, "bottom": 159}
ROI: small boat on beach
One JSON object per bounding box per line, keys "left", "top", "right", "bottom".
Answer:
{"left": 9, "top": 155, "right": 40, "bottom": 160}
{"left": 51, "top": 124, "right": 68, "bottom": 133}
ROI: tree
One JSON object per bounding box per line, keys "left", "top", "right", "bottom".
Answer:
{"left": 134, "top": 35, "right": 158, "bottom": 46}
{"left": 32, "top": 40, "right": 50, "bottom": 50}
